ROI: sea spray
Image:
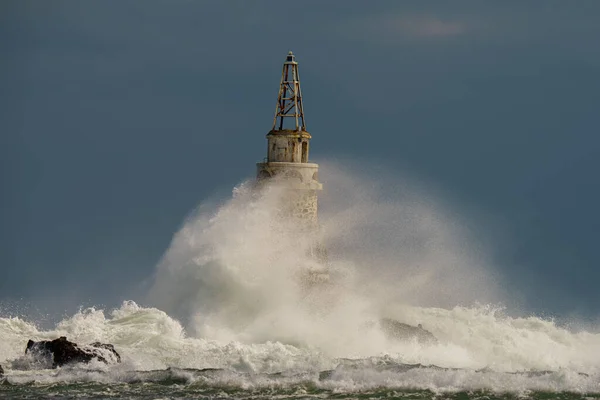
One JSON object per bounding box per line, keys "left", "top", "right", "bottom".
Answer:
{"left": 146, "top": 162, "right": 505, "bottom": 353}
{"left": 1, "top": 162, "right": 599, "bottom": 395}
{"left": 1, "top": 302, "right": 600, "bottom": 393}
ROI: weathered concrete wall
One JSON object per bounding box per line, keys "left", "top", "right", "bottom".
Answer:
{"left": 266, "top": 130, "right": 311, "bottom": 163}
{"left": 256, "top": 162, "right": 321, "bottom": 189}
{"left": 257, "top": 128, "right": 325, "bottom": 268}
{"left": 256, "top": 161, "right": 322, "bottom": 227}
{"left": 281, "top": 188, "right": 319, "bottom": 227}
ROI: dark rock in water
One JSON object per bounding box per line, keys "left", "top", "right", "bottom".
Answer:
{"left": 380, "top": 318, "right": 438, "bottom": 344}
{"left": 319, "top": 369, "right": 334, "bottom": 380}
{"left": 89, "top": 342, "right": 121, "bottom": 363}
{"left": 25, "top": 336, "right": 121, "bottom": 368}
{"left": 0, "top": 364, "right": 3, "bottom": 376}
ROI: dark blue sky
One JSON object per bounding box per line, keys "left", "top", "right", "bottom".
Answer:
{"left": 1, "top": 1, "right": 599, "bottom": 320}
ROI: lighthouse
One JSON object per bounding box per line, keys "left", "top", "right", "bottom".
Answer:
{"left": 256, "top": 52, "right": 328, "bottom": 271}
{"left": 256, "top": 51, "right": 322, "bottom": 229}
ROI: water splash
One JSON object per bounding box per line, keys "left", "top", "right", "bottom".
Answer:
{"left": 1, "top": 301, "right": 599, "bottom": 393}
{"left": 146, "top": 162, "right": 505, "bottom": 352}
{"left": 1, "top": 162, "right": 599, "bottom": 394}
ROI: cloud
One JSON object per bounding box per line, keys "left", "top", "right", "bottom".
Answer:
{"left": 345, "top": 14, "right": 469, "bottom": 41}
{"left": 390, "top": 15, "right": 467, "bottom": 37}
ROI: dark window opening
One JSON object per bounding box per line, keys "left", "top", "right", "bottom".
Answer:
{"left": 301, "top": 141, "right": 308, "bottom": 162}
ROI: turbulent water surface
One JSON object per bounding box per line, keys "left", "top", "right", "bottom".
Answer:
{"left": 2, "top": 302, "right": 600, "bottom": 399}
{"left": 2, "top": 167, "right": 599, "bottom": 399}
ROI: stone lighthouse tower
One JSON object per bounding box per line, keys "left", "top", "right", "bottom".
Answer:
{"left": 256, "top": 52, "right": 323, "bottom": 229}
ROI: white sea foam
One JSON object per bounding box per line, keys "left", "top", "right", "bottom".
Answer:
{"left": 1, "top": 302, "right": 599, "bottom": 393}
{"left": 1, "top": 162, "right": 599, "bottom": 394}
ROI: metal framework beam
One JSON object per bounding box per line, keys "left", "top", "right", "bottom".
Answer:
{"left": 272, "top": 51, "right": 306, "bottom": 132}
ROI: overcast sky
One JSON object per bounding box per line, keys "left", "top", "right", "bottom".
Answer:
{"left": 1, "top": 1, "right": 599, "bottom": 321}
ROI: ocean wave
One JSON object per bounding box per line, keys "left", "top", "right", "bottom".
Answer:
{"left": 2, "top": 167, "right": 599, "bottom": 395}
{"left": 1, "top": 301, "right": 599, "bottom": 394}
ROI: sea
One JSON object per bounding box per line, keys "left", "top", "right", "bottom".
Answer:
{"left": 1, "top": 166, "right": 599, "bottom": 399}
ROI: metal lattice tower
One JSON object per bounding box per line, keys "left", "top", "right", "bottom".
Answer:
{"left": 272, "top": 51, "right": 306, "bottom": 132}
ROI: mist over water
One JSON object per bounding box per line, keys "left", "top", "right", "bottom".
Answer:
{"left": 141, "top": 161, "right": 600, "bottom": 373}
{"left": 1, "top": 161, "right": 600, "bottom": 395}
{"left": 146, "top": 161, "right": 505, "bottom": 352}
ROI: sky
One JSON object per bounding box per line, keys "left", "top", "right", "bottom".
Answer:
{"left": 1, "top": 1, "right": 599, "bottom": 321}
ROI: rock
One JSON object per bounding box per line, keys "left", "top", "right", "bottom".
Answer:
{"left": 0, "top": 364, "right": 3, "bottom": 376}
{"left": 89, "top": 342, "right": 121, "bottom": 363}
{"left": 380, "top": 318, "right": 438, "bottom": 344}
{"left": 25, "top": 336, "right": 121, "bottom": 368}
